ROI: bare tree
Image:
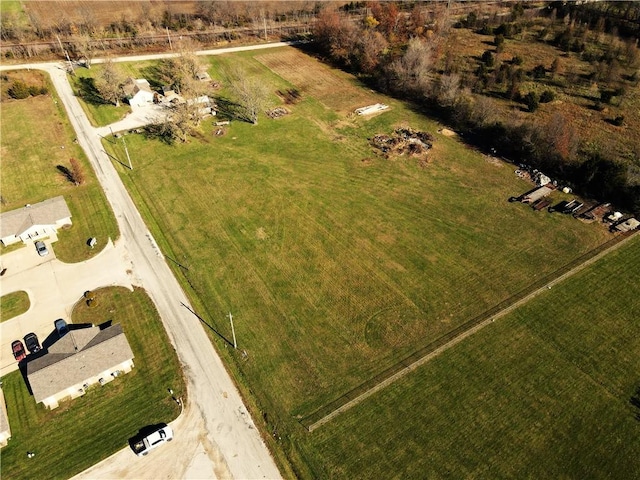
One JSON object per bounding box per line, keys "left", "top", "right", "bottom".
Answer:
{"left": 69, "top": 158, "right": 85, "bottom": 185}
{"left": 436, "top": 73, "right": 461, "bottom": 107}
{"left": 95, "top": 58, "right": 125, "bottom": 106}
{"left": 388, "top": 37, "right": 434, "bottom": 95}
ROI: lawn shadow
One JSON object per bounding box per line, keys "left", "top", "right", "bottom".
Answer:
{"left": 214, "top": 96, "right": 247, "bottom": 123}
{"left": 139, "top": 64, "right": 168, "bottom": 91}
{"left": 76, "top": 77, "right": 109, "bottom": 106}
{"left": 180, "top": 302, "right": 234, "bottom": 348}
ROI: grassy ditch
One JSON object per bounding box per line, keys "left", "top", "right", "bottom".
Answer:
{"left": 0, "top": 286, "right": 186, "bottom": 480}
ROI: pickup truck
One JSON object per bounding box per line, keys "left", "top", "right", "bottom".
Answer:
{"left": 132, "top": 425, "right": 173, "bottom": 456}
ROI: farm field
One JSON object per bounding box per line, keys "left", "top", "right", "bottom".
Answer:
{"left": 0, "top": 70, "right": 119, "bottom": 262}
{"left": 0, "top": 286, "right": 186, "bottom": 480}
{"left": 297, "top": 235, "right": 640, "bottom": 479}
{"left": 101, "top": 43, "right": 617, "bottom": 468}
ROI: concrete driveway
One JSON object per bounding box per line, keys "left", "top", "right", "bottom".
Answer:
{"left": 0, "top": 238, "right": 132, "bottom": 376}
{"left": 96, "top": 103, "right": 166, "bottom": 137}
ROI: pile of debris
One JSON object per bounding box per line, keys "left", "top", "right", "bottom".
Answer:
{"left": 266, "top": 107, "right": 289, "bottom": 119}
{"left": 370, "top": 127, "right": 434, "bottom": 158}
{"left": 276, "top": 89, "right": 301, "bottom": 104}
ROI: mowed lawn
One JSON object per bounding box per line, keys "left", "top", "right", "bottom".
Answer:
{"left": 298, "top": 236, "right": 640, "bottom": 479}
{"left": 1, "top": 286, "right": 186, "bottom": 480}
{"left": 0, "top": 78, "right": 119, "bottom": 262}
{"left": 0, "top": 290, "right": 30, "bottom": 322}
{"left": 106, "top": 46, "right": 610, "bottom": 441}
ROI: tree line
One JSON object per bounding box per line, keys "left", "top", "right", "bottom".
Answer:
{"left": 310, "top": 1, "right": 640, "bottom": 215}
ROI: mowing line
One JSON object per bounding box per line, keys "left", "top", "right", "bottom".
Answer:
{"left": 304, "top": 230, "right": 638, "bottom": 432}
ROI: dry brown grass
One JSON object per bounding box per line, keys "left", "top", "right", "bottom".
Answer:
{"left": 255, "top": 49, "right": 380, "bottom": 114}
{"left": 443, "top": 27, "right": 640, "bottom": 161}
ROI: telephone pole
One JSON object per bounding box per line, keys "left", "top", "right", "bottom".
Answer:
{"left": 229, "top": 312, "right": 237, "bottom": 349}
{"left": 121, "top": 136, "right": 133, "bottom": 170}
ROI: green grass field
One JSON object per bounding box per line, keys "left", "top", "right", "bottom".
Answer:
{"left": 1, "top": 286, "right": 186, "bottom": 480}
{"left": 101, "top": 45, "right": 619, "bottom": 472}
{"left": 69, "top": 67, "right": 131, "bottom": 127}
{"left": 0, "top": 290, "right": 30, "bottom": 322}
{"left": 0, "top": 72, "right": 119, "bottom": 262}
{"left": 296, "top": 235, "right": 640, "bottom": 479}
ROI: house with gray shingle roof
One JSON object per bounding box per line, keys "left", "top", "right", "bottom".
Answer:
{"left": 0, "top": 196, "right": 72, "bottom": 246}
{"left": 26, "top": 324, "right": 134, "bottom": 409}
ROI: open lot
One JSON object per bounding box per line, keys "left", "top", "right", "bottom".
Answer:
{"left": 297, "top": 235, "right": 640, "bottom": 479}
{"left": 0, "top": 72, "right": 119, "bottom": 262}
{"left": 0, "top": 286, "right": 186, "bottom": 480}
{"left": 100, "top": 46, "right": 618, "bottom": 474}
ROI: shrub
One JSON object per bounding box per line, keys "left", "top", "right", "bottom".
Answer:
{"left": 511, "top": 55, "right": 523, "bottom": 65}
{"left": 540, "top": 90, "right": 555, "bottom": 103}
{"left": 494, "top": 34, "right": 505, "bottom": 48}
{"left": 481, "top": 50, "right": 495, "bottom": 67}
{"left": 532, "top": 64, "right": 546, "bottom": 79}
{"left": 523, "top": 91, "right": 539, "bottom": 112}
{"left": 600, "top": 90, "right": 614, "bottom": 104}
{"left": 612, "top": 115, "right": 625, "bottom": 126}
{"left": 8, "top": 80, "right": 30, "bottom": 99}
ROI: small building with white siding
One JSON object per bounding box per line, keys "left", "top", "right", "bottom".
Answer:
{"left": 0, "top": 196, "right": 72, "bottom": 246}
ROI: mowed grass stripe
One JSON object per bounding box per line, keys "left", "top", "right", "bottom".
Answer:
{"left": 298, "top": 236, "right": 640, "bottom": 479}
{"left": 302, "top": 231, "right": 637, "bottom": 430}
{"left": 107, "top": 48, "right": 609, "bottom": 423}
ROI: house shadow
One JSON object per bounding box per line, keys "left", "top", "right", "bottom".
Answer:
{"left": 18, "top": 360, "right": 34, "bottom": 396}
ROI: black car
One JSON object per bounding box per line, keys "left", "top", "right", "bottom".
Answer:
{"left": 24, "top": 333, "right": 41, "bottom": 354}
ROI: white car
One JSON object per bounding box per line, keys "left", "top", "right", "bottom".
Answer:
{"left": 132, "top": 425, "right": 173, "bottom": 456}
{"left": 35, "top": 240, "right": 49, "bottom": 256}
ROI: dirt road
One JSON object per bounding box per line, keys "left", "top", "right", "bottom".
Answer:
{"left": 2, "top": 44, "right": 286, "bottom": 479}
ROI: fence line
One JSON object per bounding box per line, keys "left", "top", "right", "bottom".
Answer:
{"left": 302, "top": 231, "right": 637, "bottom": 432}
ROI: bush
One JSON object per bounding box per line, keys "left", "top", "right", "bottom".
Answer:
{"left": 8, "top": 80, "right": 30, "bottom": 99}
{"left": 540, "top": 90, "right": 555, "bottom": 103}
{"left": 494, "top": 34, "right": 505, "bottom": 48}
{"left": 511, "top": 55, "right": 523, "bottom": 65}
{"left": 612, "top": 115, "right": 625, "bottom": 126}
{"left": 600, "top": 90, "right": 614, "bottom": 104}
{"left": 523, "top": 91, "right": 539, "bottom": 112}
{"left": 481, "top": 50, "right": 495, "bottom": 67}
{"left": 532, "top": 64, "right": 546, "bottom": 79}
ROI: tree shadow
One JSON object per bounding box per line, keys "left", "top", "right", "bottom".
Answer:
{"left": 139, "top": 64, "right": 168, "bottom": 91}
{"left": 56, "top": 165, "right": 74, "bottom": 184}
{"left": 215, "top": 96, "right": 248, "bottom": 123}
{"left": 76, "top": 77, "right": 109, "bottom": 106}
{"left": 631, "top": 387, "right": 640, "bottom": 421}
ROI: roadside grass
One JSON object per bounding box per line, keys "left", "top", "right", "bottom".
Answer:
{"left": 0, "top": 286, "right": 186, "bottom": 480}
{"left": 0, "top": 291, "right": 30, "bottom": 322}
{"left": 69, "top": 67, "right": 131, "bottom": 127}
{"left": 296, "top": 235, "right": 640, "bottom": 479}
{"left": 0, "top": 73, "right": 119, "bottom": 262}
{"left": 104, "top": 46, "right": 611, "bottom": 436}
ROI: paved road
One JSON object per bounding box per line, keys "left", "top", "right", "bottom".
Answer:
{"left": 2, "top": 43, "right": 285, "bottom": 479}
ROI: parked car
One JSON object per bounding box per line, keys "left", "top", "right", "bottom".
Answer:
{"left": 35, "top": 241, "right": 48, "bottom": 256}
{"left": 54, "top": 319, "right": 69, "bottom": 337}
{"left": 131, "top": 425, "right": 174, "bottom": 456}
{"left": 12, "top": 340, "right": 26, "bottom": 362}
{"left": 23, "top": 333, "right": 41, "bottom": 354}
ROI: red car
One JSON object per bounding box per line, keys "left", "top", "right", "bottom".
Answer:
{"left": 12, "top": 340, "right": 26, "bottom": 362}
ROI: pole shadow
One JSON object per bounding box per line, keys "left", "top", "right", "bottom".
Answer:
{"left": 180, "top": 302, "right": 234, "bottom": 348}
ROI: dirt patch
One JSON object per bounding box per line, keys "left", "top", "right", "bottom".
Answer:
{"left": 255, "top": 49, "right": 379, "bottom": 114}
{"left": 370, "top": 127, "right": 434, "bottom": 160}
{"left": 276, "top": 88, "right": 301, "bottom": 105}
{"left": 438, "top": 128, "right": 457, "bottom": 137}
{"left": 256, "top": 227, "right": 268, "bottom": 240}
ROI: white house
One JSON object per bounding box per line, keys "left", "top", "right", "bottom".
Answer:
{"left": 0, "top": 196, "right": 72, "bottom": 246}
{"left": 27, "top": 324, "right": 135, "bottom": 409}
{"left": 123, "top": 78, "right": 155, "bottom": 108}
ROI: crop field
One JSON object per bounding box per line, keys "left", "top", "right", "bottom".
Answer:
{"left": 297, "top": 235, "right": 640, "bottom": 479}
{"left": 101, "top": 44, "right": 617, "bottom": 465}
{"left": 0, "top": 71, "right": 119, "bottom": 262}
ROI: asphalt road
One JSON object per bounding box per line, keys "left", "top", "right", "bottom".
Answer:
{"left": 2, "top": 43, "right": 287, "bottom": 479}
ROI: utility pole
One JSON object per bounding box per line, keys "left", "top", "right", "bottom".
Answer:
{"left": 57, "top": 34, "right": 74, "bottom": 75}
{"left": 229, "top": 312, "right": 237, "bottom": 349}
{"left": 166, "top": 27, "right": 173, "bottom": 51}
{"left": 121, "top": 136, "right": 133, "bottom": 170}
{"left": 263, "top": 17, "right": 268, "bottom": 40}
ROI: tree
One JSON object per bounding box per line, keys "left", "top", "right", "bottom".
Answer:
{"left": 436, "top": 73, "right": 461, "bottom": 107}
{"left": 69, "top": 158, "right": 85, "bottom": 185}
{"left": 95, "top": 59, "right": 125, "bottom": 106}
{"left": 523, "top": 91, "right": 539, "bottom": 112}
{"left": 354, "top": 30, "right": 388, "bottom": 74}
{"left": 388, "top": 37, "right": 434, "bottom": 96}
{"left": 225, "top": 65, "right": 270, "bottom": 125}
